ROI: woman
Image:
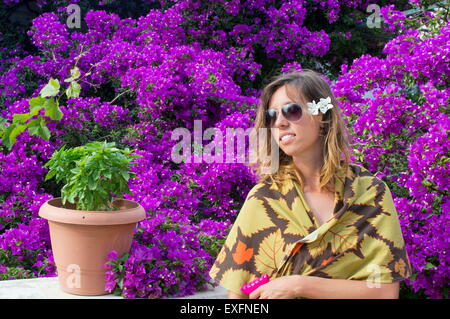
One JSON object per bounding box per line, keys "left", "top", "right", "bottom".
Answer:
{"left": 208, "top": 69, "right": 412, "bottom": 299}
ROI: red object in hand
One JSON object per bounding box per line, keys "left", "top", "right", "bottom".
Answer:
{"left": 240, "top": 274, "right": 270, "bottom": 295}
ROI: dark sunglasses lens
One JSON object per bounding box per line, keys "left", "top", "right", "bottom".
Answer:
{"left": 282, "top": 104, "right": 302, "bottom": 122}
{"left": 266, "top": 109, "right": 277, "bottom": 126}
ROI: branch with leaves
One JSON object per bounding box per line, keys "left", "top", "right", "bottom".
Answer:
{"left": 0, "top": 66, "right": 82, "bottom": 150}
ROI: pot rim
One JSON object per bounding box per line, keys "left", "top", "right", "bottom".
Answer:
{"left": 38, "top": 197, "right": 146, "bottom": 225}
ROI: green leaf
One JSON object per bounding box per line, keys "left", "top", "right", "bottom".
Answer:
{"left": 50, "top": 78, "right": 60, "bottom": 89}
{"left": 119, "top": 253, "right": 129, "bottom": 263}
{"left": 424, "top": 262, "right": 436, "bottom": 270}
{"left": 1, "top": 123, "right": 16, "bottom": 149}
{"left": 30, "top": 125, "right": 51, "bottom": 140}
{"left": 26, "top": 118, "right": 41, "bottom": 128}
{"left": 70, "top": 167, "right": 81, "bottom": 175}
{"left": 88, "top": 177, "right": 97, "bottom": 190}
{"left": 64, "top": 67, "right": 81, "bottom": 82}
{"left": 44, "top": 169, "right": 57, "bottom": 182}
{"left": 65, "top": 81, "right": 81, "bottom": 98}
{"left": 71, "top": 67, "right": 81, "bottom": 79}
{"left": 29, "top": 97, "right": 47, "bottom": 117}
{"left": 28, "top": 118, "right": 51, "bottom": 140}
{"left": 29, "top": 97, "right": 45, "bottom": 108}
{"left": 120, "top": 171, "right": 130, "bottom": 180}
{"left": 44, "top": 99, "right": 64, "bottom": 121}
{"left": 9, "top": 124, "right": 27, "bottom": 145}
{"left": 93, "top": 170, "right": 100, "bottom": 180}
{"left": 12, "top": 113, "right": 33, "bottom": 124}
{"left": 30, "top": 105, "right": 44, "bottom": 117}
{"left": 40, "top": 78, "right": 60, "bottom": 98}
{"left": 67, "top": 191, "right": 77, "bottom": 204}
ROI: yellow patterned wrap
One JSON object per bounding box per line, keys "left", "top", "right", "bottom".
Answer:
{"left": 209, "top": 163, "right": 412, "bottom": 297}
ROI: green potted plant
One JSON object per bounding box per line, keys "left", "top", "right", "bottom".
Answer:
{"left": 38, "top": 140, "right": 146, "bottom": 296}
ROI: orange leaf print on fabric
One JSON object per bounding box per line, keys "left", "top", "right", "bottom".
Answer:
{"left": 289, "top": 243, "right": 303, "bottom": 257}
{"left": 321, "top": 256, "right": 334, "bottom": 266}
{"left": 394, "top": 259, "right": 406, "bottom": 277}
{"left": 232, "top": 241, "right": 254, "bottom": 265}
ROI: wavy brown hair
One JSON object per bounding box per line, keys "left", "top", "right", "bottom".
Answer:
{"left": 247, "top": 69, "right": 353, "bottom": 193}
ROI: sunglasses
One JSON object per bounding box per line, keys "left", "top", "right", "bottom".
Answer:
{"left": 266, "top": 103, "right": 303, "bottom": 127}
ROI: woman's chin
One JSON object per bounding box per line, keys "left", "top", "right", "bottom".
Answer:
{"left": 280, "top": 140, "right": 301, "bottom": 154}
{"left": 280, "top": 146, "right": 297, "bottom": 157}
{"left": 284, "top": 147, "right": 310, "bottom": 159}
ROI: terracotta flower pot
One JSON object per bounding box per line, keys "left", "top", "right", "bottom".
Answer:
{"left": 39, "top": 197, "right": 146, "bottom": 296}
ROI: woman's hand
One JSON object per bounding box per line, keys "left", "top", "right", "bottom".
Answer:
{"left": 248, "top": 275, "right": 302, "bottom": 299}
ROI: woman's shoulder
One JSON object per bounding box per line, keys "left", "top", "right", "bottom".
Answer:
{"left": 348, "top": 162, "right": 384, "bottom": 180}
{"left": 244, "top": 180, "right": 273, "bottom": 200}
{"left": 347, "top": 162, "right": 392, "bottom": 193}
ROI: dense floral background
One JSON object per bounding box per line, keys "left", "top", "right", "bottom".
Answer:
{"left": 0, "top": 0, "right": 448, "bottom": 298}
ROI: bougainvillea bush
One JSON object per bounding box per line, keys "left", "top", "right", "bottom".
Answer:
{"left": 333, "top": 6, "right": 450, "bottom": 298}
{"left": 0, "top": 0, "right": 448, "bottom": 298}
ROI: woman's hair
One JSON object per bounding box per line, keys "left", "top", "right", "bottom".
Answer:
{"left": 247, "top": 69, "right": 353, "bottom": 193}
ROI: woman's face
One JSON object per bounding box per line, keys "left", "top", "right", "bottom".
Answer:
{"left": 268, "top": 85, "right": 322, "bottom": 157}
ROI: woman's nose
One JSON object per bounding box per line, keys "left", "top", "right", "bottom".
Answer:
{"left": 273, "top": 112, "right": 289, "bottom": 128}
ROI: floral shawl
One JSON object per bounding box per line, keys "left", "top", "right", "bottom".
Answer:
{"left": 209, "top": 163, "right": 412, "bottom": 297}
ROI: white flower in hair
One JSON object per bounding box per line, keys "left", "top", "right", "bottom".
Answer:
{"left": 307, "top": 96, "right": 334, "bottom": 115}
{"left": 307, "top": 100, "right": 319, "bottom": 115}
{"left": 318, "top": 97, "right": 333, "bottom": 113}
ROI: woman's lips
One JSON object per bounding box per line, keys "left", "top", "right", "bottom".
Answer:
{"left": 280, "top": 134, "right": 296, "bottom": 145}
